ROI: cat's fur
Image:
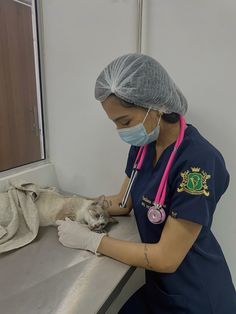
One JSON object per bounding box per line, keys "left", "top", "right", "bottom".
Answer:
{"left": 37, "top": 190, "right": 118, "bottom": 232}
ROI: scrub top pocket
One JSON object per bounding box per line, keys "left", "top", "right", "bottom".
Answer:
{"left": 146, "top": 278, "right": 188, "bottom": 314}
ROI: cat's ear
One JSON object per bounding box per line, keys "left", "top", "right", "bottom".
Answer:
{"left": 109, "top": 216, "right": 119, "bottom": 224}
{"left": 91, "top": 195, "right": 106, "bottom": 206}
{"left": 98, "top": 195, "right": 110, "bottom": 209}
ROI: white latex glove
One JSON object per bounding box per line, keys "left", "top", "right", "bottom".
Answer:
{"left": 56, "top": 218, "right": 108, "bottom": 256}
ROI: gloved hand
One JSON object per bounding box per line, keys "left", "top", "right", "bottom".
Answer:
{"left": 56, "top": 217, "right": 108, "bottom": 256}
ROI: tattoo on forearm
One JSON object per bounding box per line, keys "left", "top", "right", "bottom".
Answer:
{"left": 144, "top": 244, "right": 153, "bottom": 270}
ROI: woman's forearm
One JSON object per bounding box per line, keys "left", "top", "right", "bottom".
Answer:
{"left": 104, "top": 195, "right": 130, "bottom": 216}
{"left": 97, "top": 235, "right": 173, "bottom": 273}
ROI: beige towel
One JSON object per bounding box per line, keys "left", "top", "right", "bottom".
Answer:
{"left": 0, "top": 178, "right": 40, "bottom": 254}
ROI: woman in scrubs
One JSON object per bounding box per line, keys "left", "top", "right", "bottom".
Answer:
{"left": 56, "top": 53, "right": 236, "bottom": 313}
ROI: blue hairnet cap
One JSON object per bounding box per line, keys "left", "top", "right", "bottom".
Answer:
{"left": 94, "top": 53, "right": 188, "bottom": 115}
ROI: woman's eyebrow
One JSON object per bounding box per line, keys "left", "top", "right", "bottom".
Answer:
{"left": 113, "top": 115, "right": 129, "bottom": 122}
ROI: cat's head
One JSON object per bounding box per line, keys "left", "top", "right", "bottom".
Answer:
{"left": 84, "top": 195, "right": 118, "bottom": 232}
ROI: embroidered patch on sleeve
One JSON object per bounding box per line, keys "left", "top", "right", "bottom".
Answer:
{"left": 177, "top": 167, "right": 211, "bottom": 196}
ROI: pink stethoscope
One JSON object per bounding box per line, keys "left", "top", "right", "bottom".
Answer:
{"left": 119, "top": 115, "right": 187, "bottom": 224}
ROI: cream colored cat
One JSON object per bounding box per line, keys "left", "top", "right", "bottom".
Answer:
{"left": 37, "top": 191, "right": 118, "bottom": 232}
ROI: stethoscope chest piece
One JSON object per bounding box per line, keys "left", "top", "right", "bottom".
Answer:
{"left": 147, "top": 204, "right": 166, "bottom": 224}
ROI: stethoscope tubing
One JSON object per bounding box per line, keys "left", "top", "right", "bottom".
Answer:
{"left": 120, "top": 116, "right": 186, "bottom": 209}
{"left": 120, "top": 168, "right": 138, "bottom": 208}
{"left": 120, "top": 145, "right": 147, "bottom": 208}
{"left": 154, "top": 116, "right": 186, "bottom": 206}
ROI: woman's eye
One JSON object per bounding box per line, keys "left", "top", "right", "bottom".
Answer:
{"left": 122, "top": 120, "right": 130, "bottom": 126}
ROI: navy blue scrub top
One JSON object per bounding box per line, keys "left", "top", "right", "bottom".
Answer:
{"left": 118, "top": 124, "right": 236, "bottom": 314}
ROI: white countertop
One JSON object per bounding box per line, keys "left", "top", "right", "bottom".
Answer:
{"left": 0, "top": 212, "right": 140, "bottom": 314}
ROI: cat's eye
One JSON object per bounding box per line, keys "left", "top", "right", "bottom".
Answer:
{"left": 95, "top": 213, "right": 100, "bottom": 219}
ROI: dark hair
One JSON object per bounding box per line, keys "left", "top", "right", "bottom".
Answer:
{"left": 162, "top": 113, "right": 180, "bottom": 123}
{"left": 110, "top": 93, "right": 180, "bottom": 123}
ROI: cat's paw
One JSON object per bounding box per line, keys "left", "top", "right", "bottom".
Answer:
{"left": 94, "top": 228, "right": 106, "bottom": 234}
{"left": 109, "top": 216, "right": 119, "bottom": 224}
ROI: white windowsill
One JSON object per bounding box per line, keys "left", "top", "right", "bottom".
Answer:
{"left": 0, "top": 160, "right": 58, "bottom": 192}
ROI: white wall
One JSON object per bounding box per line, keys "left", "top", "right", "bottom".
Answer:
{"left": 143, "top": 0, "right": 236, "bottom": 284}
{"left": 41, "top": 0, "right": 138, "bottom": 197}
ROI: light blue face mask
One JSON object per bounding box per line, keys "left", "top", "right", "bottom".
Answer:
{"left": 118, "top": 108, "right": 161, "bottom": 146}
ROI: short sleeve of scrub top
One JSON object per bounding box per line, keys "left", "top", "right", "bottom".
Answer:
{"left": 167, "top": 149, "right": 230, "bottom": 227}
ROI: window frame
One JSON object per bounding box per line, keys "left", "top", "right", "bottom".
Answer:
{"left": 0, "top": 0, "right": 49, "bottom": 178}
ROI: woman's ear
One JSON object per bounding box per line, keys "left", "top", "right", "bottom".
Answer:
{"left": 156, "top": 111, "right": 163, "bottom": 126}
{"left": 157, "top": 110, "right": 163, "bottom": 118}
